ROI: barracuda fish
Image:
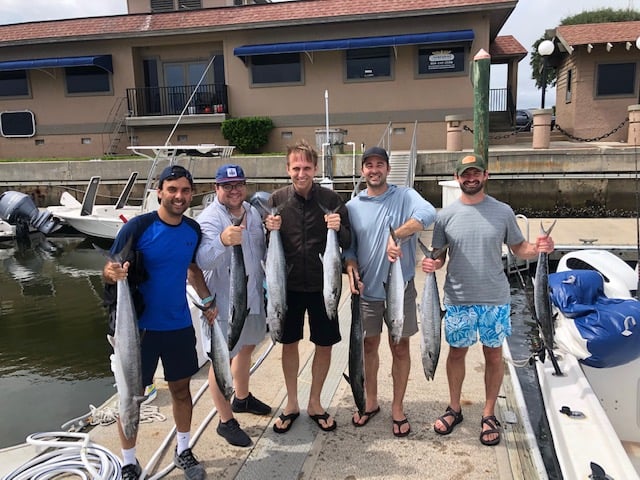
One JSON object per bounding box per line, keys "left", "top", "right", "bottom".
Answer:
{"left": 105, "top": 238, "right": 145, "bottom": 440}
{"left": 318, "top": 203, "right": 343, "bottom": 322}
{"left": 262, "top": 207, "right": 287, "bottom": 343}
{"left": 228, "top": 212, "right": 249, "bottom": 352}
{"left": 385, "top": 226, "right": 406, "bottom": 344}
{"left": 534, "top": 219, "right": 557, "bottom": 353}
{"left": 187, "top": 289, "right": 234, "bottom": 401}
{"left": 343, "top": 284, "right": 366, "bottom": 416}
{"left": 417, "top": 240, "right": 448, "bottom": 381}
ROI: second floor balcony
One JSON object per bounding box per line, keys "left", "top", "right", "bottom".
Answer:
{"left": 125, "top": 83, "right": 228, "bottom": 127}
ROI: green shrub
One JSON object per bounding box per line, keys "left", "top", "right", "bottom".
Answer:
{"left": 221, "top": 116, "right": 274, "bottom": 154}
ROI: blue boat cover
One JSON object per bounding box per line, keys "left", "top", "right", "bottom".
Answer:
{"left": 549, "top": 270, "right": 640, "bottom": 368}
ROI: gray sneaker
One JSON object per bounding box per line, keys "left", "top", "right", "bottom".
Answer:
{"left": 216, "top": 418, "right": 252, "bottom": 447}
{"left": 121, "top": 461, "right": 142, "bottom": 480}
{"left": 174, "top": 448, "right": 206, "bottom": 480}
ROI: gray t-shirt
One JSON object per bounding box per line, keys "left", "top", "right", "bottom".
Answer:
{"left": 432, "top": 195, "right": 524, "bottom": 305}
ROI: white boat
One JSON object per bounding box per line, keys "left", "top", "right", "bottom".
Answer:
{"left": 534, "top": 249, "right": 640, "bottom": 479}
{"left": 47, "top": 144, "right": 226, "bottom": 239}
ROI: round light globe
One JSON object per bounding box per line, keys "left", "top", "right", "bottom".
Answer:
{"left": 636, "top": 36, "right": 640, "bottom": 50}
{"left": 538, "top": 40, "right": 555, "bottom": 57}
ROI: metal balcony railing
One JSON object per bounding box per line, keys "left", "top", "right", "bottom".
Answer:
{"left": 126, "top": 83, "right": 228, "bottom": 117}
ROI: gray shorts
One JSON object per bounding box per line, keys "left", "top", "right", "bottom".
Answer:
{"left": 360, "top": 279, "right": 418, "bottom": 338}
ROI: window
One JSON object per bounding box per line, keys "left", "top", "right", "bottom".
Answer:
{"left": 66, "top": 66, "right": 111, "bottom": 94}
{"left": 0, "top": 70, "right": 29, "bottom": 97}
{"left": 565, "top": 69, "right": 572, "bottom": 103}
{"left": 1, "top": 110, "right": 36, "bottom": 137}
{"left": 346, "top": 47, "right": 391, "bottom": 80}
{"left": 151, "top": 0, "right": 201, "bottom": 12}
{"left": 250, "top": 53, "right": 302, "bottom": 85}
{"left": 417, "top": 46, "right": 466, "bottom": 75}
{"left": 596, "top": 63, "right": 636, "bottom": 96}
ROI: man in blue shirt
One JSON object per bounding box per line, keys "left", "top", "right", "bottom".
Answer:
{"left": 103, "top": 165, "right": 214, "bottom": 480}
{"left": 344, "top": 147, "right": 436, "bottom": 437}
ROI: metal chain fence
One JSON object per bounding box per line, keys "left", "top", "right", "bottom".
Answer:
{"left": 553, "top": 117, "right": 628, "bottom": 142}
{"left": 463, "top": 117, "right": 629, "bottom": 143}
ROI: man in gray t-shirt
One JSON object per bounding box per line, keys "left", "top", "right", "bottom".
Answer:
{"left": 422, "top": 153, "right": 554, "bottom": 447}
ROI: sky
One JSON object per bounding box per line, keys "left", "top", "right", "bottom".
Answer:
{"left": 0, "top": 0, "right": 634, "bottom": 109}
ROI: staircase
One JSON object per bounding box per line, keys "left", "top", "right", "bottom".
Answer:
{"left": 104, "top": 97, "right": 129, "bottom": 156}
{"left": 387, "top": 151, "right": 412, "bottom": 187}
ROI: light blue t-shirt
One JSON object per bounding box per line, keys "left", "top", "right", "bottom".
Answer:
{"left": 432, "top": 195, "right": 525, "bottom": 305}
{"left": 344, "top": 184, "right": 436, "bottom": 301}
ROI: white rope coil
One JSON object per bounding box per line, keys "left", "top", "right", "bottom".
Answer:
{"left": 2, "top": 432, "right": 122, "bottom": 480}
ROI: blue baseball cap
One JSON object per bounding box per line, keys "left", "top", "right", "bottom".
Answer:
{"left": 216, "top": 164, "right": 246, "bottom": 183}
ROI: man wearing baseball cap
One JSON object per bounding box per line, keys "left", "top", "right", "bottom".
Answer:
{"left": 422, "top": 152, "right": 554, "bottom": 446}
{"left": 344, "top": 146, "right": 436, "bottom": 437}
{"left": 104, "top": 163, "right": 212, "bottom": 480}
{"left": 195, "top": 163, "right": 271, "bottom": 447}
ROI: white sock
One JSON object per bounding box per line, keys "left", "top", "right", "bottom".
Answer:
{"left": 122, "top": 447, "right": 137, "bottom": 466}
{"left": 176, "top": 431, "right": 190, "bottom": 455}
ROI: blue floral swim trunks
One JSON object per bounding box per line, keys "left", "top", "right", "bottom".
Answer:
{"left": 443, "top": 304, "right": 511, "bottom": 348}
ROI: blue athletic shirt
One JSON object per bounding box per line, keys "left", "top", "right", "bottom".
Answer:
{"left": 110, "top": 211, "right": 202, "bottom": 331}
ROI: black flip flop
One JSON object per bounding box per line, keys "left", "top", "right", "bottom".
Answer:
{"left": 352, "top": 406, "right": 381, "bottom": 427}
{"left": 392, "top": 417, "right": 411, "bottom": 437}
{"left": 273, "top": 412, "right": 300, "bottom": 434}
{"left": 309, "top": 411, "right": 337, "bottom": 432}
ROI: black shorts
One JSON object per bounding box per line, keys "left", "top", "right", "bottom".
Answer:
{"left": 140, "top": 326, "right": 199, "bottom": 386}
{"left": 280, "top": 291, "right": 341, "bottom": 347}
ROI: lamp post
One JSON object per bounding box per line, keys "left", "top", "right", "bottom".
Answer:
{"left": 538, "top": 40, "right": 555, "bottom": 109}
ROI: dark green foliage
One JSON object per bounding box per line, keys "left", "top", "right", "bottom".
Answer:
{"left": 221, "top": 117, "right": 274, "bottom": 154}
{"left": 530, "top": 8, "right": 640, "bottom": 91}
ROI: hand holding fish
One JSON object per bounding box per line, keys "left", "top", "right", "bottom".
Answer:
{"left": 535, "top": 235, "right": 555, "bottom": 254}
{"left": 220, "top": 224, "right": 244, "bottom": 246}
{"left": 325, "top": 212, "right": 341, "bottom": 231}
{"left": 104, "top": 260, "right": 129, "bottom": 283}
{"left": 345, "top": 260, "right": 363, "bottom": 295}
{"left": 386, "top": 233, "right": 402, "bottom": 262}
{"left": 421, "top": 256, "right": 443, "bottom": 273}
{"left": 264, "top": 214, "right": 281, "bottom": 231}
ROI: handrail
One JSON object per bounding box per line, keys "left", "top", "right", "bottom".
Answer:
{"left": 407, "top": 120, "right": 418, "bottom": 187}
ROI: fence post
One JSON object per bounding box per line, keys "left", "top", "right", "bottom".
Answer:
{"left": 445, "top": 115, "right": 466, "bottom": 151}
{"left": 532, "top": 109, "right": 553, "bottom": 149}
{"left": 628, "top": 105, "right": 640, "bottom": 146}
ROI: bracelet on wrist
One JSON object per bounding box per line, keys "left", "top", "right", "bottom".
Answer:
{"left": 200, "top": 295, "right": 214, "bottom": 307}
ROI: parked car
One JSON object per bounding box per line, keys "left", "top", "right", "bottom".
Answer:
{"left": 515, "top": 109, "right": 532, "bottom": 131}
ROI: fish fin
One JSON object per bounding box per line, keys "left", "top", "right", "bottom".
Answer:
{"left": 343, "top": 373, "right": 351, "bottom": 383}
{"left": 261, "top": 259, "right": 266, "bottom": 273}
{"left": 107, "top": 334, "right": 115, "bottom": 348}
{"left": 134, "top": 395, "right": 147, "bottom": 405}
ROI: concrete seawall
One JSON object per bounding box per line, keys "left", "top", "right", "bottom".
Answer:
{"left": 1, "top": 141, "right": 638, "bottom": 211}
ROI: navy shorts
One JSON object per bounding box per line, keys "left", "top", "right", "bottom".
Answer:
{"left": 280, "top": 291, "right": 341, "bottom": 347}
{"left": 140, "top": 326, "right": 199, "bottom": 386}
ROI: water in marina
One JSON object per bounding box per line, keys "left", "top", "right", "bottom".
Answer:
{"left": 0, "top": 234, "right": 114, "bottom": 449}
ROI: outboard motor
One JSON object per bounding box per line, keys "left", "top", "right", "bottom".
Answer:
{"left": 0, "top": 191, "right": 60, "bottom": 237}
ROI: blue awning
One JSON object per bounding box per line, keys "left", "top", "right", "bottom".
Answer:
{"left": 234, "top": 30, "right": 474, "bottom": 57}
{"left": 0, "top": 55, "right": 113, "bottom": 73}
